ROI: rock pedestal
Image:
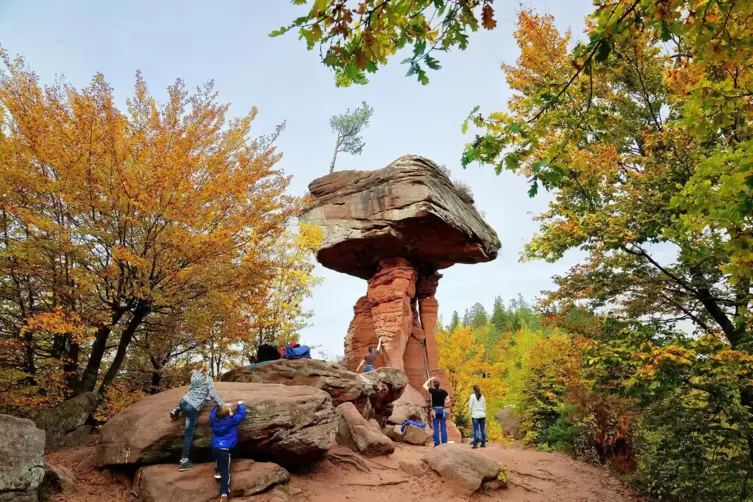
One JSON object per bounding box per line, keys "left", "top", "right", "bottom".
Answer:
{"left": 302, "top": 155, "right": 501, "bottom": 444}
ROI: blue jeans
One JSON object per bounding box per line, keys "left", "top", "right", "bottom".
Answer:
{"left": 432, "top": 408, "right": 447, "bottom": 446}
{"left": 472, "top": 417, "right": 487, "bottom": 445}
{"left": 179, "top": 399, "right": 199, "bottom": 459}
{"left": 213, "top": 448, "right": 231, "bottom": 496}
{"left": 364, "top": 365, "right": 375, "bottom": 373}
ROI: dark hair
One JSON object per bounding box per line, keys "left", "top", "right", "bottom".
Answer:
{"left": 473, "top": 385, "right": 482, "bottom": 400}
{"left": 433, "top": 379, "right": 440, "bottom": 389}
{"left": 368, "top": 346, "right": 373, "bottom": 352}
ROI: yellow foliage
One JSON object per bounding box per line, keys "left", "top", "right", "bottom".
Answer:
{"left": 437, "top": 324, "right": 507, "bottom": 438}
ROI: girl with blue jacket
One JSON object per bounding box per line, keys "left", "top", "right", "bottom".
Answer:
{"left": 210, "top": 400, "right": 247, "bottom": 502}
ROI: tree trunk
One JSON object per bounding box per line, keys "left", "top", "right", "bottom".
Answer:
{"left": 75, "top": 308, "right": 125, "bottom": 395}
{"left": 329, "top": 137, "right": 340, "bottom": 173}
{"left": 98, "top": 303, "right": 151, "bottom": 396}
{"left": 149, "top": 356, "right": 163, "bottom": 393}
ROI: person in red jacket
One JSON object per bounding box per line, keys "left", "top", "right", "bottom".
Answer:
{"left": 210, "top": 401, "right": 247, "bottom": 502}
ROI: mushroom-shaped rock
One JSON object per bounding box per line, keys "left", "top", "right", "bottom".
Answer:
{"left": 302, "top": 155, "right": 500, "bottom": 279}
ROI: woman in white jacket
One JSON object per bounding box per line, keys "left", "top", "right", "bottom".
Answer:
{"left": 468, "top": 385, "right": 487, "bottom": 448}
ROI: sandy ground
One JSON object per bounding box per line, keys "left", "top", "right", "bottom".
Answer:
{"left": 47, "top": 438, "right": 638, "bottom": 502}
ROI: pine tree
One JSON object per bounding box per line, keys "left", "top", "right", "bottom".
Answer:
{"left": 490, "top": 296, "right": 508, "bottom": 331}
{"left": 447, "top": 311, "right": 461, "bottom": 333}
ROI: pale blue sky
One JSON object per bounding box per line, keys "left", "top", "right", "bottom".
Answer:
{"left": 0, "top": 0, "right": 593, "bottom": 357}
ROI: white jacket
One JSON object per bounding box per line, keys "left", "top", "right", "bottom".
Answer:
{"left": 469, "top": 393, "right": 486, "bottom": 419}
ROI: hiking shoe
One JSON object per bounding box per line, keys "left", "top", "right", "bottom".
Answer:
{"left": 481, "top": 442, "right": 486, "bottom": 448}
{"left": 170, "top": 408, "right": 181, "bottom": 421}
{"left": 179, "top": 460, "right": 196, "bottom": 472}
{"left": 471, "top": 444, "right": 478, "bottom": 449}
{"left": 214, "top": 472, "right": 221, "bottom": 480}
{"left": 220, "top": 495, "right": 228, "bottom": 502}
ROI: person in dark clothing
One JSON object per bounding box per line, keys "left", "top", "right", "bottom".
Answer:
{"left": 356, "top": 337, "right": 382, "bottom": 373}
{"left": 423, "top": 376, "right": 449, "bottom": 446}
{"left": 210, "top": 400, "right": 247, "bottom": 502}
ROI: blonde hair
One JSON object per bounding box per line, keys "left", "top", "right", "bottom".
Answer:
{"left": 193, "top": 363, "right": 209, "bottom": 386}
{"left": 216, "top": 404, "right": 233, "bottom": 419}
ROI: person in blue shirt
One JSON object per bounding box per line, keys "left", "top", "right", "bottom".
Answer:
{"left": 210, "top": 400, "right": 246, "bottom": 502}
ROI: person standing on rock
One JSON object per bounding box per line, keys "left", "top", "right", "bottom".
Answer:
{"left": 356, "top": 337, "right": 382, "bottom": 373}
{"left": 210, "top": 401, "right": 247, "bottom": 502}
{"left": 469, "top": 384, "right": 487, "bottom": 449}
{"left": 169, "top": 363, "right": 226, "bottom": 472}
{"left": 423, "top": 376, "right": 449, "bottom": 446}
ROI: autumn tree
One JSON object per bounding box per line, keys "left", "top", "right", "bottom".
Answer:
{"left": 460, "top": 8, "right": 753, "bottom": 496}
{"left": 328, "top": 101, "right": 373, "bottom": 172}
{"left": 0, "top": 52, "right": 308, "bottom": 412}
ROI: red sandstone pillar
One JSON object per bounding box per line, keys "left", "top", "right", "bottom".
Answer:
{"left": 366, "top": 258, "right": 416, "bottom": 371}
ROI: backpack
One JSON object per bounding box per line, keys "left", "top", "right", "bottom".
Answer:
{"left": 283, "top": 343, "right": 311, "bottom": 360}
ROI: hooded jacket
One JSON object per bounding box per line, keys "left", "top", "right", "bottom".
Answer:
{"left": 181, "top": 371, "right": 225, "bottom": 411}
{"left": 210, "top": 403, "right": 247, "bottom": 449}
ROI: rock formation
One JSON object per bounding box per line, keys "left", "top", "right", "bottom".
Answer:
{"left": 422, "top": 443, "right": 506, "bottom": 495}
{"left": 302, "top": 155, "right": 501, "bottom": 434}
{"left": 135, "top": 460, "right": 289, "bottom": 501}
{"left": 0, "top": 414, "right": 46, "bottom": 502}
{"left": 222, "top": 359, "right": 407, "bottom": 423}
{"left": 95, "top": 383, "right": 338, "bottom": 469}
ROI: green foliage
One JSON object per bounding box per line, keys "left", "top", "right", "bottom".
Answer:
{"left": 275, "top": 0, "right": 499, "bottom": 86}
{"left": 329, "top": 101, "right": 373, "bottom": 172}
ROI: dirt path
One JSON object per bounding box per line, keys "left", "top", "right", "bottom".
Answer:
{"left": 260, "top": 443, "right": 637, "bottom": 502}
{"left": 49, "top": 440, "right": 637, "bottom": 502}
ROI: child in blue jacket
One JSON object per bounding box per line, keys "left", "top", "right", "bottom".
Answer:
{"left": 210, "top": 400, "right": 247, "bottom": 502}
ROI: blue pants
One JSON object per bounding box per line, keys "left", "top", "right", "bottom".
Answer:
{"left": 179, "top": 399, "right": 199, "bottom": 459}
{"left": 432, "top": 408, "right": 447, "bottom": 446}
{"left": 364, "top": 365, "right": 375, "bottom": 373}
{"left": 472, "top": 417, "right": 487, "bottom": 445}
{"left": 213, "top": 448, "right": 231, "bottom": 496}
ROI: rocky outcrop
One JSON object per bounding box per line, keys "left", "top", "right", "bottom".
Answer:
{"left": 95, "top": 383, "right": 337, "bottom": 469}
{"left": 34, "top": 392, "right": 96, "bottom": 450}
{"left": 0, "top": 414, "right": 45, "bottom": 502}
{"left": 422, "top": 443, "right": 505, "bottom": 495}
{"left": 336, "top": 402, "right": 394, "bottom": 457}
{"left": 301, "top": 155, "right": 500, "bottom": 279}
{"left": 136, "top": 460, "right": 289, "bottom": 501}
{"left": 221, "top": 360, "right": 407, "bottom": 423}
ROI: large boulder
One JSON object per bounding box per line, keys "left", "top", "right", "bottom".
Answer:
{"left": 95, "top": 383, "right": 337, "bottom": 469}
{"left": 387, "top": 384, "right": 430, "bottom": 426}
{"left": 34, "top": 392, "right": 97, "bottom": 450}
{"left": 301, "top": 154, "right": 500, "bottom": 279}
{"left": 336, "top": 402, "right": 394, "bottom": 457}
{"left": 402, "top": 424, "right": 429, "bottom": 445}
{"left": 422, "top": 443, "right": 505, "bottom": 496}
{"left": 222, "top": 360, "right": 407, "bottom": 422}
{"left": 495, "top": 405, "right": 522, "bottom": 439}
{"left": 0, "top": 414, "right": 45, "bottom": 502}
{"left": 136, "top": 460, "right": 288, "bottom": 502}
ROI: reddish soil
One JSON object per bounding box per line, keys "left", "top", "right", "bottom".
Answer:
{"left": 47, "top": 438, "right": 637, "bottom": 502}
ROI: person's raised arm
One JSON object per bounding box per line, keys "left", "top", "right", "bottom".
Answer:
{"left": 377, "top": 337, "right": 383, "bottom": 352}
{"left": 207, "top": 378, "right": 225, "bottom": 406}
{"left": 356, "top": 359, "right": 365, "bottom": 372}
{"left": 233, "top": 401, "right": 246, "bottom": 425}
{"left": 422, "top": 377, "right": 435, "bottom": 391}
